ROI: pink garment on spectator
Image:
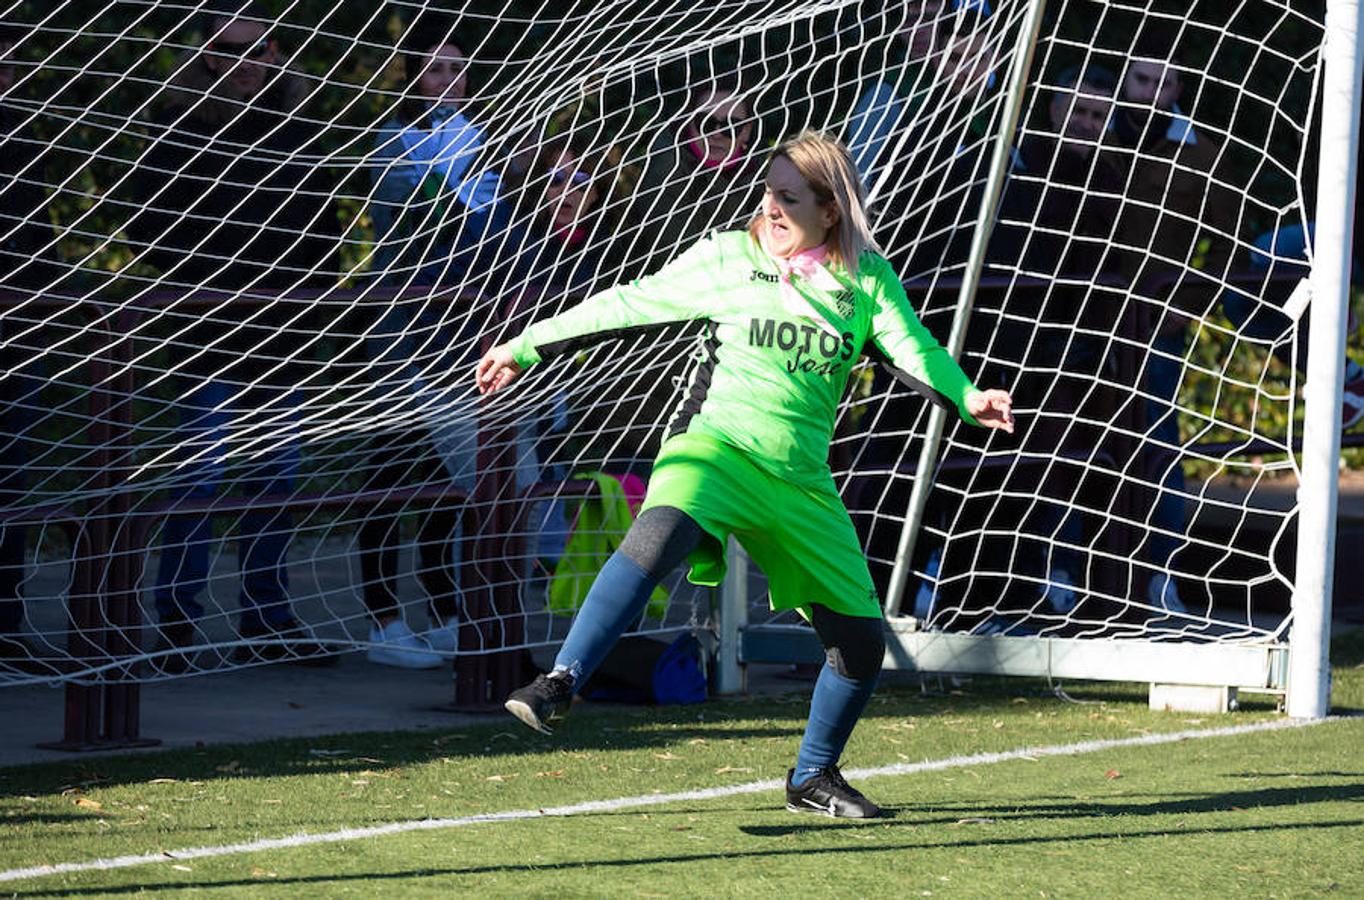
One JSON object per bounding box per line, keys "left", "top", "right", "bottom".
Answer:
{"left": 686, "top": 136, "right": 745, "bottom": 171}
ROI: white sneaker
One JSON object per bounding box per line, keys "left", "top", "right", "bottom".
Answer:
{"left": 1147, "top": 574, "right": 1188, "bottom": 615}
{"left": 366, "top": 619, "right": 442, "bottom": 669}
{"left": 423, "top": 621, "right": 458, "bottom": 657}
{"left": 1045, "top": 568, "right": 1077, "bottom": 615}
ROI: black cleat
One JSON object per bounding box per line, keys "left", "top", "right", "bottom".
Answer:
{"left": 785, "top": 766, "right": 882, "bottom": 819}
{"left": 504, "top": 672, "right": 574, "bottom": 735}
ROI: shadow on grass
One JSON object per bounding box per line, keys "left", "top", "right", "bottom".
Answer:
{"left": 0, "top": 700, "right": 809, "bottom": 799}
{"left": 750, "top": 781, "right": 1364, "bottom": 834}
{"left": 0, "top": 664, "right": 1351, "bottom": 799}
{"left": 15, "top": 817, "right": 1363, "bottom": 896}
{"left": 0, "top": 681, "right": 1064, "bottom": 798}
{"left": 1331, "top": 627, "right": 1364, "bottom": 668}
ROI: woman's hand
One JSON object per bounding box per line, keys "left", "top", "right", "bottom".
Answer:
{"left": 966, "top": 388, "right": 1014, "bottom": 433}
{"left": 474, "top": 344, "right": 523, "bottom": 395}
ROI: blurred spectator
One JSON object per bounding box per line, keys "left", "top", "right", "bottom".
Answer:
{"left": 847, "top": 0, "right": 992, "bottom": 187}
{"left": 0, "top": 26, "right": 63, "bottom": 292}
{"left": 356, "top": 47, "right": 605, "bottom": 667}
{"left": 844, "top": 13, "right": 1001, "bottom": 612}
{"left": 849, "top": 15, "right": 1001, "bottom": 463}
{"left": 985, "top": 63, "right": 1128, "bottom": 616}
{"left": 1222, "top": 219, "right": 1364, "bottom": 430}
{"left": 846, "top": 0, "right": 946, "bottom": 184}
{"left": 505, "top": 133, "right": 630, "bottom": 299}
{"left": 1108, "top": 27, "right": 1240, "bottom": 615}
{"left": 122, "top": 0, "right": 343, "bottom": 670}
{"left": 356, "top": 297, "right": 553, "bottom": 668}
{"left": 0, "top": 24, "right": 62, "bottom": 674}
{"left": 865, "top": 13, "right": 1001, "bottom": 285}
{"left": 625, "top": 72, "right": 764, "bottom": 276}
{"left": 502, "top": 130, "right": 660, "bottom": 470}
{"left": 368, "top": 12, "right": 504, "bottom": 288}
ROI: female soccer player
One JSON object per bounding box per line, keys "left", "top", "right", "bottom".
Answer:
{"left": 474, "top": 130, "right": 1014, "bottom": 818}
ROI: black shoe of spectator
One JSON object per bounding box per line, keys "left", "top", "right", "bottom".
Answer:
{"left": 0, "top": 634, "right": 63, "bottom": 677}
{"left": 785, "top": 766, "right": 883, "bottom": 819}
{"left": 149, "top": 620, "right": 199, "bottom": 676}
{"left": 230, "top": 619, "right": 339, "bottom": 667}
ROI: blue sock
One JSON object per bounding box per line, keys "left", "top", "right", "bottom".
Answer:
{"left": 552, "top": 550, "right": 658, "bottom": 687}
{"left": 790, "top": 663, "right": 879, "bottom": 786}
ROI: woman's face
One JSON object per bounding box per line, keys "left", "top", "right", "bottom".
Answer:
{"left": 417, "top": 43, "right": 468, "bottom": 104}
{"left": 760, "top": 155, "right": 836, "bottom": 258}
{"left": 688, "top": 90, "right": 753, "bottom": 163}
{"left": 543, "top": 149, "right": 599, "bottom": 232}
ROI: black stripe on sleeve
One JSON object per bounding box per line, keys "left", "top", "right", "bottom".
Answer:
{"left": 861, "top": 341, "right": 958, "bottom": 416}
{"left": 667, "top": 322, "right": 720, "bottom": 438}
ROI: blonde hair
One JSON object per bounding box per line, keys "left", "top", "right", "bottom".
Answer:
{"left": 748, "top": 129, "right": 879, "bottom": 275}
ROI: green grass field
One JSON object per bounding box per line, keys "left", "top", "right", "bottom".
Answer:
{"left": 3, "top": 630, "right": 1363, "bottom": 897}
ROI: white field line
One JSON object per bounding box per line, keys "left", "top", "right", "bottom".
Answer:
{"left": 0, "top": 715, "right": 1340, "bottom": 884}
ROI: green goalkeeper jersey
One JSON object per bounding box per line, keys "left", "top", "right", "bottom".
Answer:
{"left": 507, "top": 230, "right": 980, "bottom": 486}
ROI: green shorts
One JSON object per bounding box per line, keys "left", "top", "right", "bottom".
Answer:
{"left": 639, "top": 431, "right": 881, "bottom": 619}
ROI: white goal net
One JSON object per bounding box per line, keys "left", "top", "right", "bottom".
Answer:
{"left": 0, "top": 0, "right": 1351, "bottom": 693}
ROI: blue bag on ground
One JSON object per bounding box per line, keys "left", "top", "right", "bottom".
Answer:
{"left": 580, "top": 633, "right": 707, "bottom": 705}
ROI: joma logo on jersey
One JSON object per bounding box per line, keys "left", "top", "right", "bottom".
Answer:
{"left": 749, "top": 318, "right": 855, "bottom": 362}
{"left": 832, "top": 289, "right": 856, "bottom": 319}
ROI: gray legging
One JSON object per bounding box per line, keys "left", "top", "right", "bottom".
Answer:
{"left": 615, "top": 506, "right": 885, "bottom": 680}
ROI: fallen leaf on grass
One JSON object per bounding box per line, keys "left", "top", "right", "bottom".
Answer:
{"left": 953, "top": 817, "right": 994, "bottom": 825}
{"left": 536, "top": 770, "right": 565, "bottom": 778}
{"left": 356, "top": 757, "right": 384, "bottom": 764}
{"left": 485, "top": 774, "right": 517, "bottom": 782}
{"left": 713, "top": 766, "right": 752, "bottom": 775}
{"left": 687, "top": 738, "right": 707, "bottom": 745}
{"left": 147, "top": 778, "right": 178, "bottom": 785}
{"left": 214, "top": 761, "right": 239, "bottom": 774}
{"left": 251, "top": 867, "right": 278, "bottom": 878}
{"left": 653, "top": 752, "right": 680, "bottom": 761}
{"left": 1104, "top": 769, "right": 1122, "bottom": 779}
{"left": 74, "top": 797, "right": 102, "bottom": 811}
{"left": 170, "top": 864, "right": 192, "bottom": 872}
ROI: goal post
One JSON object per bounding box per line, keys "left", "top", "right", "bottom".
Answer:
{"left": 1287, "top": 0, "right": 1362, "bottom": 719}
